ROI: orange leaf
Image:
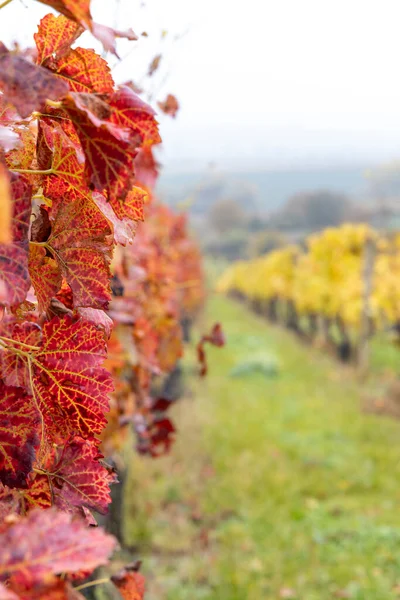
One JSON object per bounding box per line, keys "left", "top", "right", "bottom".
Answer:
{"left": 35, "top": 13, "right": 84, "bottom": 64}
{"left": 111, "top": 564, "right": 145, "bottom": 600}
{"left": 36, "top": 15, "right": 114, "bottom": 93}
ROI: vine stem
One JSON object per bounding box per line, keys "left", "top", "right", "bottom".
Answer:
{"left": 75, "top": 578, "right": 110, "bottom": 591}
{"left": 0, "top": 335, "right": 40, "bottom": 351}
{"left": 0, "top": 0, "right": 14, "bottom": 10}
{"left": 10, "top": 168, "right": 53, "bottom": 175}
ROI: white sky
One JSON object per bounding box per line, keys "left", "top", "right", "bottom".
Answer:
{"left": 2, "top": 0, "right": 400, "bottom": 170}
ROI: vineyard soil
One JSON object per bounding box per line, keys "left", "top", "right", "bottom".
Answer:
{"left": 124, "top": 294, "right": 400, "bottom": 600}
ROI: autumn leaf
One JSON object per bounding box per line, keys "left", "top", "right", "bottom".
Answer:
{"left": 37, "top": 0, "right": 138, "bottom": 56}
{"left": 0, "top": 164, "right": 11, "bottom": 244}
{"left": 42, "top": 437, "right": 117, "bottom": 514}
{"left": 30, "top": 195, "right": 113, "bottom": 310}
{"left": 0, "top": 43, "right": 68, "bottom": 118}
{"left": 157, "top": 94, "right": 179, "bottom": 118}
{"left": 0, "top": 508, "right": 117, "bottom": 587}
{"left": 0, "top": 175, "right": 32, "bottom": 306}
{"left": 93, "top": 188, "right": 146, "bottom": 246}
{"left": 0, "top": 316, "right": 113, "bottom": 440}
{"left": 62, "top": 93, "right": 142, "bottom": 202}
{"left": 35, "top": 13, "right": 84, "bottom": 65}
{"left": 37, "top": 120, "right": 89, "bottom": 204}
{"left": 35, "top": 15, "right": 114, "bottom": 93}
{"left": 111, "top": 563, "right": 145, "bottom": 600}
{"left": 110, "top": 86, "right": 161, "bottom": 147}
{"left": 37, "top": 0, "right": 92, "bottom": 28}
{"left": 0, "top": 382, "right": 40, "bottom": 489}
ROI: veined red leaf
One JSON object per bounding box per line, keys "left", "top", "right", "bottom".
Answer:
{"left": 0, "top": 43, "right": 68, "bottom": 119}
{"left": 0, "top": 383, "right": 40, "bottom": 489}
{"left": 110, "top": 86, "right": 161, "bottom": 147}
{"left": 0, "top": 175, "right": 32, "bottom": 306}
{"left": 35, "top": 14, "right": 84, "bottom": 64}
{"left": 0, "top": 316, "right": 113, "bottom": 440}
{"left": 28, "top": 246, "right": 61, "bottom": 314}
{"left": 62, "top": 93, "right": 142, "bottom": 203}
{"left": 44, "top": 437, "right": 116, "bottom": 515}
{"left": 35, "top": 16, "right": 114, "bottom": 93}
{"left": 93, "top": 188, "right": 146, "bottom": 246}
{"left": 37, "top": 0, "right": 138, "bottom": 56}
{"left": 30, "top": 195, "right": 113, "bottom": 310}
{"left": 0, "top": 508, "right": 117, "bottom": 586}
{"left": 37, "top": 0, "right": 92, "bottom": 28}
{"left": 37, "top": 120, "right": 89, "bottom": 204}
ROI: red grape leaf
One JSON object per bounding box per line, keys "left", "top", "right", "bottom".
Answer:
{"left": 30, "top": 195, "right": 113, "bottom": 310}
{"left": 37, "top": 0, "right": 92, "bottom": 27}
{"left": 32, "top": 316, "right": 113, "bottom": 439}
{"left": 0, "top": 43, "right": 68, "bottom": 119}
{"left": 111, "top": 564, "right": 145, "bottom": 600}
{"left": 42, "top": 437, "right": 117, "bottom": 515}
{"left": 76, "top": 308, "right": 113, "bottom": 339}
{"left": 35, "top": 17, "right": 114, "bottom": 93}
{"left": 0, "top": 164, "right": 11, "bottom": 244}
{"left": 37, "top": 120, "right": 89, "bottom": 204}
{"left": 28, "top": 245, "right": 62, "bottom": 314}
{"left": 48, "top": 47, "right": 114, "bottom": 93}
{"left": 37, "top": 0, "right": 137, "bottom": 56}
{"left": 93, "top": 188, "right": 146, "bottom": 246}
{"left": 0, "top": 175, "right": 32, "bottom": 306}
{"left": 1, "top": 316, "right": 113, "bottom": 440}
{"left": 0, "top": 508, "right": 116, "bottom": 586}
{"left": 110, "top": 86, "right": 161, "bottom": 148}
{"left": 35, "top": 13, "right": 84, "bottom": 64}
{"left": 157, "top": 94, "right": 179, "bottom": 118}
{"left": 0, "top": 322, "right": 40, "bottom": 390}
{"left": 62, "top": 93, "right": 142, "bottom": 203}
{"left": 0, "top": 382, "right": 40, "bottom": 489}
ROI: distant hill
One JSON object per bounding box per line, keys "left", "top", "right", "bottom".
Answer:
{"left": 157, "top": 165, "right": 370, "bottom": 214}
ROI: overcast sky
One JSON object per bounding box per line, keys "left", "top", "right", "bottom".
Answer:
{"left": 2, "top": 0, "right": 400, "bottom": 171}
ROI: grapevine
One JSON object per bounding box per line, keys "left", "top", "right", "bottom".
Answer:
{"left": 0, "top": 1, "right": 207, "bottom": 597}
{"left": 218, "top": 223, "right": 400, "bottom": 361}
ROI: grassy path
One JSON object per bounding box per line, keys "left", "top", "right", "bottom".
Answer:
{"left": 124, "top": 294, "right": 400, "bottom": 600}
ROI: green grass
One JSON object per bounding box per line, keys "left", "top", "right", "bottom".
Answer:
{"left": 123, "top": 293, "right": 400, "bottom": 600}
